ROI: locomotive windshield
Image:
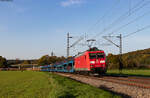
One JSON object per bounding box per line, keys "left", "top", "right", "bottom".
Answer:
{"left": 97, "top": 53, "right": 104, "bottom": 58}
{"left": 89, "top": 53, "right": 104, "bottom": 59}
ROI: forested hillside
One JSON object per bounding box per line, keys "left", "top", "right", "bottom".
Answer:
{"left": 107, "top": 48, "right": 150, "bottom": 69}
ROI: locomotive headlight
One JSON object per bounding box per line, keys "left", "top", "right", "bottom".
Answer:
{"left": 100, "top": 60, "right": 105, "bottom": 63}
{"left": 90, "top": 61, "right": 95, "bottom": 64}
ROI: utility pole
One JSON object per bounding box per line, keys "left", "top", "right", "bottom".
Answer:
{"left": 67, "top": 33, "right": 73, "bottom": 58}
{"left": 103, "top": 34, "right": 123, "bottom": 72}
{"left": 118, "top": 34, "right": 122, "bottom": 55}
{"left": 120, "top": 34, "right": 122, "bottom": 55}
{"left": 103, "top": 34, "right": 122, "bottom": 54}
{"left": 119, "top": 34, "right": 123, "bottom": 73}
{"left": 67, "top": 33, "right": 69, "bottom": 58}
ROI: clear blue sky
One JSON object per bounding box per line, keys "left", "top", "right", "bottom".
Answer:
{"left": 0, "top": 0, "right": 150, "bottom": 59}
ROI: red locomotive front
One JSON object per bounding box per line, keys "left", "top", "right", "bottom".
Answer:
{"left": 74, "top": 47, "right": 107, "bottom": 74}
{"left": 89, "top": 51, "right": 107, "bottom": 74}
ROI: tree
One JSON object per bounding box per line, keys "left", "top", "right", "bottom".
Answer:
{"left": 107, "top": 54, "right": 119, "bottom": 69}
{"left": 0, "top": 56, "right": 7, "bottom": 68}
{"left": 22, "top": 60, "right": 30, "bottom": 64}
{"left": 38, "top": 55, "right": 50, "bottom": 66}
{"left": 38, "top": 55, "right": 66, "bottom": 66}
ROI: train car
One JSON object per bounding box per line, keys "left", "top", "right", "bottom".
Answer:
{"left": 40, "top": 47, "right": 107, "bottom": 75}
{"left": 40, "top": 65, "right": 51, "bottom": 72}
{"left": 74, "top": 47, "right": 107, "bottom": 74}
{"left": 41, "top": 59, "right": 74, "bottom": 73}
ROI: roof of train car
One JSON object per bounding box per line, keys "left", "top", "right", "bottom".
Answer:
{"left": 74, "top": 47, "right": 104, "bottom": 58}
{"left": 51, "top": 59, "right": 74, "bottom": 66}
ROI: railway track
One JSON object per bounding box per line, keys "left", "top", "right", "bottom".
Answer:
{"left": 97, "top": 77, "right": 150, "bottom": 89}
{"left": 56, "top": 73, "right": 150, "bottom": 89}
{"left": 103, "top": 76, "right": 150, "bottom": 84}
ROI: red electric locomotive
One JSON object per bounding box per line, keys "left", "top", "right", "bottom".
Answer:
{"left": 74, "top": 47, "right": 107, "bottom": 74}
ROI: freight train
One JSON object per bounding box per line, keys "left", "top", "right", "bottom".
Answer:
{"left": 41, "top": 47, "right": 107, "bottom": 75}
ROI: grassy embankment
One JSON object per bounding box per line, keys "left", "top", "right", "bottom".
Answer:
{"left": 0, "top": 71, "right": 121, "bottom": 98}
{"left": 107, "top": 69, "right": 150, "bottom": 77}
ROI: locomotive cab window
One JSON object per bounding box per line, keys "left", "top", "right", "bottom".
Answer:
{"left": 89, "top": 53, "right": 104, "bottom": 59}
{"left": 89, "top": 53, "right": 96, "bottom": 59}
{"left": 97, "top": 53, "right": 104, "bottom": 58}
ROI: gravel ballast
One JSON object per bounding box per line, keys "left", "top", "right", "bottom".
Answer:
{"left": 57, "top": 73, "right": 150, "bottom": 98}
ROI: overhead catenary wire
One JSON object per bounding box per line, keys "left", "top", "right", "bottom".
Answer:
{"left": 86, "top": 0, "right": 121, "bottom": 34}
{"left": 123, "top": 24, "right": 150, "bottom": 38}
{"left": 70, "top": 0, "right": 148, "bottom": 51}
{"left": 69, "top": 6, "right": 113, "bottom": 49}
{"left": 109, "top": 9, "right": 150, "bottom": 35}
{"left": 100, "top": 23, "right": 150, "bottom": 54}
{"left": 93, "top": 0, "right": 149, "bottom": 39}
{"left": 81, "top": 0, "right": 121, "bottom": 48}
{"left": 68, "top": 0, "right": 150, "bottom": 56}
{"left": 70, "top": 0, "right": 120, "bottom": 50}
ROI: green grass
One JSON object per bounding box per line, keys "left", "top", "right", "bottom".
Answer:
{"left": 0, "top": 71, "right": 51, "bottom": 98}
{"left": 48, "top": 73, "right": 121, "bottom": 98}
{"left": 0, "top": 71, "right": 121, "bottom": 98}
{"left": 107, "top": 69, "right": 150, "bottom": 77}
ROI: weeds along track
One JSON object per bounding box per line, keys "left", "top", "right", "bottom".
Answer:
{"left": 56, "top": 72, "right": 150, "bottom": 89}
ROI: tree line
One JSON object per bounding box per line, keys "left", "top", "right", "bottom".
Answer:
{"left": 107, "top": 48, "right": 150, "bottom": 69}
{"left": 0, "top": 55, "right": 66, "bottom": 68}
{"left": 1, "top": 48, "right": 150, "bottom": 69}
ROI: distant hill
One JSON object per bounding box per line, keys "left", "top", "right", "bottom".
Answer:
{"left": 107, "top": 48, "right": 150, "bottom": 69}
